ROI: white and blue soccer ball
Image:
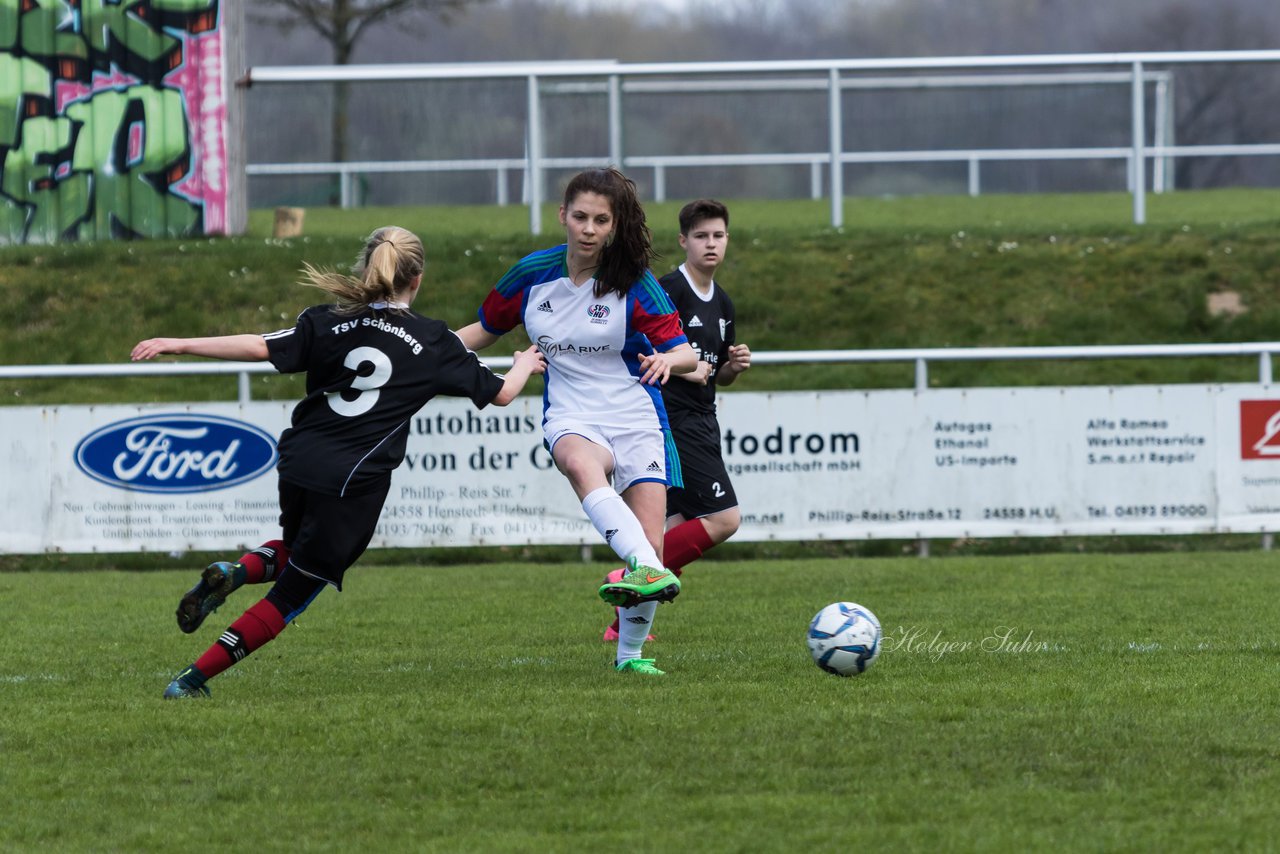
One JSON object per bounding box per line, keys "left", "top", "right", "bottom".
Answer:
{"left": 807, "top": 602, "right": 882, "bottom": 676}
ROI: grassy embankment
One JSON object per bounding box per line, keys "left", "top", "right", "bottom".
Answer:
{"left": 2, "top": 189, "right": 1278, "bottom": 565}
{"left": 4, "top": 189, "right": 1279, "bottom": 401}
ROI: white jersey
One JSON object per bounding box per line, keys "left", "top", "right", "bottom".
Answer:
{"left": 476, "top": 245, "right": 688, "bottom": 430}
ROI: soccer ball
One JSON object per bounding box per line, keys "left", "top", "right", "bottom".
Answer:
{"left": 807, "top": 602, "right": 882, "bottom": 676}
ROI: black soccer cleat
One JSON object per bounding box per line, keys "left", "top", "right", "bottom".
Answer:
{"left": 175, "top": 561, "right": 241, "bottom": 634}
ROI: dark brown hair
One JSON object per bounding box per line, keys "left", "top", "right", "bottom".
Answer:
{"left": 563, "top": 168, "right": 656, "bottom": 299}
{"left": 678, "top": 198, "right": 730, "bottom": 235}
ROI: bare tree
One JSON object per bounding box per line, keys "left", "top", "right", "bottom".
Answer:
{"left": 250, "top": 0, "right": 488, "bottom": 197}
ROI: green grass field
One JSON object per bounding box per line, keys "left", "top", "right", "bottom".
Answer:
{"left": 5, "top": 190, "right": 1280, "bottom": 848}
{"left": 5, "top": 552, "right": 1280, "bottom": 851}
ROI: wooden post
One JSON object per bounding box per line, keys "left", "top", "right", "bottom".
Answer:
{"left": 272, "top": 207, "right": 305, "bottom": 239}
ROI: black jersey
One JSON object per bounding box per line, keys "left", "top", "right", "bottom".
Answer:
{"left": 265, "top": 304, "right": 505, "bottom": 496}
{"left": 658, "top": 266, "right": 736, "bottom": 416}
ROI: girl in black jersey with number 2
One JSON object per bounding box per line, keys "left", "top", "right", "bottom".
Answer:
{"left": 131, "top": 226, "right": 544, "bottom": 699}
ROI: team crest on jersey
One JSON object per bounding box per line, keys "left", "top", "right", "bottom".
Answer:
{"left": 719, "top": 318, "right": 727, "bottom": 340}
{"left": 587, "top": 304, "right": 611, "bottom": 324}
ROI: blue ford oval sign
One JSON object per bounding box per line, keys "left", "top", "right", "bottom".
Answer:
{"left": 74, "top": 414, "right": 278, "bottom": 494}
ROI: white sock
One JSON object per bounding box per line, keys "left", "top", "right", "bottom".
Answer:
{"left": 616, "top": 601, "right": 658, "bottom": 663}
{"left": 581, "top": 487, "right": 660, "bottom": 567}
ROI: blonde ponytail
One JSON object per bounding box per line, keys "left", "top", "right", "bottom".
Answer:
{"left": 300, "top": 226, "right": 424, "bottom": 315}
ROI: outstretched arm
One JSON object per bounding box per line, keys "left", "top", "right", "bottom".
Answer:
{"left": 492, "top": 346, "right": 546, "bottom": 406}
{"left": 131, "top": 334, "right": 269, "bottom": 363}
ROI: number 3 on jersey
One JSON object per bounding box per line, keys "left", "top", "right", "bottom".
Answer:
{"left": 326, "top": 346, "right": 392, "bottom": 417}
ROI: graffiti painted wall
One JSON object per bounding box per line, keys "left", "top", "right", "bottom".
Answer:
{"left": 0, "top": 0, "right": 229, "bottom": 244}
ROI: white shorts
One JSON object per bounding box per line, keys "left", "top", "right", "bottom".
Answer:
{"left": 544, "top": 419, "right": 679, "bottom": 493}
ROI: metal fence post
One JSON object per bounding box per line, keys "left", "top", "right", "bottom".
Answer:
{"left": 527, "top": 74, "right": 543, "bottom": 236}
{"left": 340, "top": 168, "right": 353, "bottom": 209}
{"left": 608, "top": 74, "right": 623, "bottom": 168}
{"left": 1163, "top": 74, "right": 1177, "bottom": 192}
{"left": 828, "top": 67, "right": 844, "bottom": 229}
{"left": 1130, "top": 60, "right": 1146, "bottom": 225}
{"left": 1153, "top": 76, "right": 1169, "bottom": 193}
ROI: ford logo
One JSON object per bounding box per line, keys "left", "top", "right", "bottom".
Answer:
{"left": 74, "top": 414, "right": 277, "bottom": 494}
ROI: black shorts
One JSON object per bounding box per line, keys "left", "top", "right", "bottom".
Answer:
{"left": 278, "top": 477, "right": 390, "bottom": 590}
{"left": 666, "top": 409, "right": 738, "bottom": 520}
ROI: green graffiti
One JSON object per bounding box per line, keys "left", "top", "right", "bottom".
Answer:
{"left": 0, "top": 54, "right": 52, "bottom": 146}
{"left": 0, "top": 0, "right": 219, "bottom": 243}
{"left": 65, "top": 86, "right": 200, "bottom": 239}
{"left": 11, "top": 0, "right": 218, "bottom": 79}
{"left": 15, "top": 2, "right": 91, "bottom": 75}
{"left": 80, "top": 1, "right": 184, "bottom": 72}
{"left": 1, "top": 85, "right": 200, "bottom": 243}
{"left": 0, "top": 113, "right": 91, "bottom": 242}
{"left": 0, "top": 1, "right": 19, "bottom": 52}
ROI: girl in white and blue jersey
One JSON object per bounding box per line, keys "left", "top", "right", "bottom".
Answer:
{"left": 458, "top": 168, "right": 697, "bottom": 676}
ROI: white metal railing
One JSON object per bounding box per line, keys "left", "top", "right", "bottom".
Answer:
{"left": 247, "top": 146, "right": 1166, "bottom": 208}
{"left": 247, "top": 69, "right": 1179, "bottom": 204}
{"left": 4, "top": 342, "right": 1275, "bottom": 405}
{"left": 242, "top": 51, "right": 1280, "bottom": 230}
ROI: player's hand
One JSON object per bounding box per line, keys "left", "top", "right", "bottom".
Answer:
{"left": 682, "top": 360, "right": 713, "bottom": 386}
{"left": 131, "top": 338, "right": 182, "bottom": 361}
{"left": 726, "top": 343, "right": 752, "bottom": 374}
{"left": 513, "top": 345, "right": 546, "bottom": 375}
{"left": 638, "top": 351, "right": 675, "bottom": 385}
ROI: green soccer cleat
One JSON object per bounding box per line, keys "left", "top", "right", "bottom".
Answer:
{"left": 615, "top": 658, "right": 665, "bottom": 676}
{"left": 597, "top": 556, "right": 681, "bottom": 608}
{"left": 176, "top": 561, "right": 242, "bottom": 634}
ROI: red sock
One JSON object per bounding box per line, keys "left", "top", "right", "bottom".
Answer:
{"left": 237, "top": 540, "right": 289, "bottom": 584}
{"left": 192, "top": 598, "right": 287, "bottom": 680}
{"left": 663, "top": 519, "right": 716, "bottom": 576}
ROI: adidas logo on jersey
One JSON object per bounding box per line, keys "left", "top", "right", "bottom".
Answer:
{"left": 646, "top": 461, "right": 662, "bottom": 472}
{"left": 687, "top": 315, "right": 703, "bottom": 327}
{"left": 537, "top": 300, "right": 554, "bottom": 312}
